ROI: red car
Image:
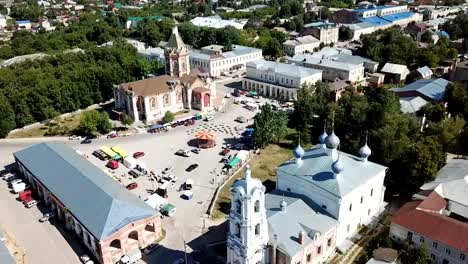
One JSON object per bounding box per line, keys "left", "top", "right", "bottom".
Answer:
{"left": 239, "top": 91, "right": 247, "bottom": 95}
{"left": 106, "top": 160, "right": 119, "bottom": 169}
{"left": 133, "top": 152, "right": 145, "bottom": 158}
{"left": 221, "top": 148, "right": 230, "bottom": 156}
{"left": 126, "top": 182, "right": 138, "bottom": 190}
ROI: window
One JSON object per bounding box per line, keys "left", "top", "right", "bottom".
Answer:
{"left": 349, "top": 203, "right": 353, "bottom": 212}
{"left": 322, "top": 204, "right": 327, "bottom": 210}
{"left": 360, "top": 196, "right": 364, "bottom": 204}
{"left": 431, "top": 254, "right": 436, "bottom": 260}
{"left": 307, "top": 253, "right": 311, "bottom": 262}
{"left": 317, "top": 246, "right": 322, "bottom": 254}
{"left": 446, "top": 248, "right": 451, "bottom": 255}
{"left": 460, "top": 253, "right": 465, "bottom": 261}
{"left": 255, "top": 224, "right": 260, "bottom": 236}
{"left": 236, "top": 200, "right": 242, "bottom": 214}
{"left": 236, "top": 223, "right": 241, "bottom": 238}
{"left": 420, "top": 236, "right": 425, "bottom": 243}
{"left": 163, "top": 94, "right": 170, "bottom": 106}
{"left": 433, "top": 242, "right": 438, "bottom": 249}
{"left": 370, "top": 188, "right": 373, "bottom": 196}
{"left": 327, "top": 238, "right": 332, "bottom": 247}
{"left": 254, "top": 200, "right": 260, "bottom": 213}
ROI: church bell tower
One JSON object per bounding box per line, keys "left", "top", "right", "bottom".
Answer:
{"left": 164, "top": 26, "right": 190, "bottom": 77}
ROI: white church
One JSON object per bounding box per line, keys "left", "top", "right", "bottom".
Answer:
{"left": 227, "top": 131, "right": 388, "bottom": 264}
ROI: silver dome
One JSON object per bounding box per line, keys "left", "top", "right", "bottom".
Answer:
{"left": 293, "top": 144, "right": 305, "bottom": 159}
{"left": 331, "top": 160, "right": 344, "bottom": 174}
{"left": 319, "top": 131, "right": 328, "bottom": 144}
{"left": 359, "top": 144, "right": 372, "bottom": 158}
{"left": 325, "top": 132, "right": 340, "bottom": 149}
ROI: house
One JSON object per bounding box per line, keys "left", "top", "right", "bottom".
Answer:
{"left": 283, "top": 35, "right": 321, "bottom": 56}
{"left": 405, "top": 22, "right": 431, "bottom": 41}
{"left": 290, "top": 53, "right": 365, "bottom": 83}
{"left": 390, "top": 78, "right": 448, "bottom": 102}
{"left": 368, "top": 73, "right": 385, "bottom": 88}
{"left": 307, "top": 47, "right": 379, "bottom": 73}
{"left": 302, "top": 22, "right": 339, "bottom": 45}
{"left": 190, "top": 16, "right": 246, "bottom": 29}
{"left": 125, "top": 16, "right": 164, "bottom": 29}
{"left": 380, "top": 63, "right": 410, "bottom": 83}
{"left": 407, "top": 66, "right": 433, "bottom": 82}
{"left": 390, "top": 159, "right": 468, "bottom": 264}
{"left": 398, "top": 96, "right": 428, "bottom": 114}
{"left": 139, "top": 47, "right": 165, "bottom": 64}
{"left": 228, "top": 132, "right": 388, "bottom": 264}
{"left": 329, "top": 9, "right": 360, "bottom": 24}
{"left": 242, "top": 59, "right": 322, "bottom": 100}
{"left": 113, "top": 27, "right": 216, "bottom": 124}
{"left": 14, "top": 142, "right": 162, "bottom": 264}
{"left": 16, "top": 20, "right": 31, "bottom": 30}
{"left": 189, "top": 44, "right": 263, "bottom": 77}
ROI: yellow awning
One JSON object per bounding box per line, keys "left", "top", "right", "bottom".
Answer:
{"left": 111, "top": 146, "right": 129, "bottom": 158}
{"left": 100, "top": 146, "right": 119, "bottom": 159}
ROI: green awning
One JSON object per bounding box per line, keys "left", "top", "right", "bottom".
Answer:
{"left": 161, "top": 204, "right": 175, "bottom": 213}
{"left": 248, "top": 91, "right": 258, "bottom": 96}
{"left": 227, "top": 157, "right": 241, "bottom": 168}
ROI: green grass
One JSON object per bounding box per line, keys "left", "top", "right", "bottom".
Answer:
{"left": 8, "top": 113, "right": 83, "bottom": 139}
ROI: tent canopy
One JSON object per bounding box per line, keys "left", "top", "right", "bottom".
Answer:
{"left": 111, "top": 146, "right": 129, "bottom": 158}
{"left": 196, "top": 130, "right": 216, "bottom": 140}
{"left": 150, "top": 124, "right": 163, "bottom": 129}
{"left": 99, "top": 146, "right": 121, "bottom": 160}
{"left": 227, "top": 157, "right": 241, "bottom": 168}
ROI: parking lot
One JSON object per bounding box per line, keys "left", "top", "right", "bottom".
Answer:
{"left": 0, "top": 78, "right": 282, "bottom": 263}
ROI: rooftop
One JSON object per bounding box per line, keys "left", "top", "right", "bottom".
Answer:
{"left": 190, "top": 16, "right": 246, "bottom": 29}
{"left": 266, "top": 190, "right": 337, "bottom": 257}
{"left": 247, "top": 59, "right": 322, "bottom": 78}
{"left": 283, "top": 35, "right": 320, "bottom": 46}
{"left": 14, "top": 142, "right": 158, "bottom": 240}
{"left": 381, "top": 63, "right": 409, "bottom": 74}
{"left": 361, "top": 16, "right": 392, "bottom": 27}
{"left": 380, "top": 11, "right": 416, "bottom": 22}
{"left": 276, "top": 144, "right": 387, "bottom": 198}
{"left": 390, "top": 78, "right": 448, "bottom": 101}
{"left": 191, "top": 45, "right": 261, "bottom": 61}
{"left": 291, "top": 54, "right": 364, "bottom": 72}
{"left": 398, "top": 96, "right": 428, "bottom": 114}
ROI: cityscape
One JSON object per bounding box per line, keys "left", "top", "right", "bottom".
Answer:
{"left": 0, "top": 0, "right": 467, "bottom": 264}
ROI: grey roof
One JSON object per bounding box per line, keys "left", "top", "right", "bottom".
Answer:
{"left": 399, "top": 96, "right": 428, "bottom": 113}
{"left": 266, "top": 190, "right": 337, "bottom": 257}
{"left": 381, "top": 63, "right": 409, "bottom": 75}
{"left": 166, "top": 27, "right": 186, "bottom": 50}
{"left": 276, "top": 145, "right": 387, "bottom": 198}
{"left": 416, "top": 66, "right": 433, "bottom": 77}
{"left": 421, "top": 159, "right": 468, "bottom": 207}
{"left": 291, "top": 54, "right": 363, "bottom": 71}
{"left": 0, "top": 233, "right": 15, "bottom": 264}
{"left": 222, "top": 45, "right": 262, "bottom": 58}
{"left": 14, "top": 142, "right": 158, "bottom": 240}
{"left": 390, "top": 78, "right": 448, "bottom": 101}
{"left": 283, "top": 35, "right": 319, "bottom": 46}
{"left": 247, "top": 59, "right": 322, "bottom": 78}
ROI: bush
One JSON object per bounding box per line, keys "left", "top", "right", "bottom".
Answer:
{"left": 163, "top": 111, "right": 175, "bottom": 123}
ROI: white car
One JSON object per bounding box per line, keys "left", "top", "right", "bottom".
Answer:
{"left": 162, "top": 166, "right": 174, "bottom": 175}
{"left": 3, "top": 172, "right": 16, "bottom": 181}
{"left": 68, "top": 135, "right": 82, "bottom": 140}
{"left": 224, "top": 94, "right": 231, "bottom": 98}
{"left": 26, "top": 200, "right": 39, "bottom": 208}
{"left": 8, "top": 179, "right": 23, "bottom": 187}
{"left": 80, "top": 254, "right": 94, "bottom": 264}
{"left": 39, "top": 212, "right": 55, "bottom": 222}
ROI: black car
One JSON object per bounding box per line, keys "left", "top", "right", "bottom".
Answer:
{"left": 191, "top": 148, "right": 200, "bottom": 154}
{"left": 92, "top": 150, "right": 107, "bottom": 160}
{"left": 81, "top": 138, "right": 92, "bottom": 144}
{"left": 186, "top": 164, "right": 199, "bottom": 172}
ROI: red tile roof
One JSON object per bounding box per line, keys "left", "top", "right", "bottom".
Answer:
{"left": 392, "top": 199, "right": 468, "bottom": 252}
{"left": 417, "top": 191, "right": 447, "bottom": 212}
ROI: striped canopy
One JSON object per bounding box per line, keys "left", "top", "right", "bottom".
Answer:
{"left": 196, "top": 130, "right": 216, "bottom": 140}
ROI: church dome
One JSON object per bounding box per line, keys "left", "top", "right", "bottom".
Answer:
{"left": 325, "top": 132, "right": 340, "bottom": 149}
{"left": 331, "top": 160, "right": 344, "bottom": 174}
{"left": 359, "top": 144, "right": 372, "bottom": 158}
{"left": 293, "top": 144, "right": 305, "bottom": 159}
{"left": 319, "top": 131, "right": 328, "bottom": 144}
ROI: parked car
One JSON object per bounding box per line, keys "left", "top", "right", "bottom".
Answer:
{"left": 107, "top": 133, "right": 118, "bottom": 139}
{"left": 106, "top": 160, "right": 119, "bottom": 169}
{"left": 25, "top": 200, "right": 39, "bottom": 208}
{"left": 129, "top": 169, "right": 143, "bottom": 178}
{"left": 204, "top": 116, "right": 214, "bottom": 122}
{"left": 163, "top": 174, "right": 177, "bottom": 182}
{"left": 2, "top": 172, "right": 16, "bottom": 181}
{"left": 81, "top": 138, "right": 92, "bottom": 144}
{"left": 199, "top": 141, "right": 216, "bottom": 149}
{"left": 175, "top": 149, "right": 191, "bottom": 157}
{"left": 221, "top": 148, "right": 230, "bottom": 156}
{"left": 186, "top": 164, "right": 199, "bottom": 172}
{"left": 80, "top": 254, "right": 94, "bottom": 264}
{"left": 8, "top": 179, "right": 23, "bottom": 187}
{"left": 126, "top": 182, "right": 138, "bottom": 190}
{"left": 191, "top": 148, "right": 200, "bottom": 154}
{"left": 39, "top": 212, "right": 55, "bottom": 222}
{"left": 133, "top": 152, "right": 145, "bottom": 159}
{"left": 235, "top": 116, "right": 247, "bottom": 123}
{"left": 69, "top": 135, "right": 82, "bottom": 140}
{"left": 92, "top": 150, "right": 107, "bottom": 160}
{"left": 162, "top": 166, "right": 174, "bottom": 175}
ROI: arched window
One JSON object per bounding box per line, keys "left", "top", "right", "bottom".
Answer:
{"left": 254, "top": 200, "right": 260, "bottom": 213}
{"left": 255, "top": 224, "right": 260, "bottom": 236}
{"left": 236, "top": 223, "right": 241, "bottom": 238}
{"left": 150, "top": 97, "right": 157, "bottom": 109}
{"left": 109, "top": 239, "right": 121, "bottom": 250}
{"left": 128, "top": 231, "right": 138, "bottom": 241}
{"left": 177, "top": 91, "right": 182, "bottom": 103}
{"left": 236, "top": 200, "right": 242, "bottom": 214}
{"left": 145, "top": 223, "right": 155, "bottom": 232}
{"left": 163, "top": 94, "right": 170, "bottom": 107}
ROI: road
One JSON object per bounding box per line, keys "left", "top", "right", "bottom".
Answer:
{"left": 0, "top": 77, "right": 262, "bottom": 264}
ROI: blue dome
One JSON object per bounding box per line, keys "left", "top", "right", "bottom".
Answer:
{"left": 293, "top": 144, "right": 305, "bottom": 159}
{"left": 319, "top": 131, "right": 328, "bottom": 144}
{"left": 325, "top": 132, "right": 340, "bottom": 149}
{"left": 331, "top": 160, "right": 344, "bottom": 174}
{"left": 359, "top": 144, "right": 372, "bottom": 158}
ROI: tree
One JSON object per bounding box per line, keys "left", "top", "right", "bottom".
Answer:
{"left": 253, "top": 103, "right": 288, "bottom": 148}
{"left": 79, "top": 110, "right": 101, "bottom": 136}
{"left": 444, "top": 82, "right": 468, "bottom": 120}
{"left": 417, "top": 103, "right": 446, "bottom": 122}
{"left": 0, "top": 93, "right": 16, "bottom": 138}
{"left": 120, "top": 113, "right": 134, "bottom": 126}
{"left": 163, "top": 111, "right": 175, "bottom": 123}
{"left": 420, "top": 30, "right": 433, "bottom": 43}
{"left": 278, "top": 3, "right": 291, "bottom": 18}
{"left": 339, "top": 26, "right": 353, "bottom": 41}
{"left": 97, "top": 112, "right": 112, "bottom": 134}
{"left": 400, "top": 244, "right": 432, "bottom": 264}
{"left": 424, "top": 116, "right": 465, "bottom": 152}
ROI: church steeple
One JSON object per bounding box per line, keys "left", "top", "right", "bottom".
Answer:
{"left": 164, "top": 25, "right": 190, "bottom": 77}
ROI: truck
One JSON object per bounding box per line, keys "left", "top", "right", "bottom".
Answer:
{"left": 120, "top": 248, "right": 142, "bottom": 264}
{"left": 123, "top": 156, "right": 139, "bottom": 169}
{"left": 144, "top": 193, "right": 168, "bottom": 211}
{"left": 156, "top": 182, "right": 169, "bottom": 197}
{"left": 19, "top": 190, "right": 33, "bottom": 204}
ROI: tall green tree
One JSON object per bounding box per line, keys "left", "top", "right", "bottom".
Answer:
{"left": 163, "top": 111, "right": 175, "bottom": 123}
{"left": 253, "top": 103, "right": 288, "bottom": 148}
{"left": 0, "top": 93, "right": 16, "bottom": 138}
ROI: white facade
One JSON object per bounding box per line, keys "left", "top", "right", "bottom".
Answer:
{"left": 242, "top": 59, "right": 322, "bottom": 100}
{"left": 190, "top": 16, "right": 247, "bottom": 29}
{"left": 283, "top": 35, "right": 321, "bottom": 56}
{"left": 227, "top": 166, "right": 269, "bottom": 264}
{"left": 189, "top": 45, "right": 263, "bottom": 77}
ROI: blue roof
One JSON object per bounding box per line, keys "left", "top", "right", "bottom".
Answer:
{"left": 380, "top": 12, "right": 415, "bottom": 22}
{"left": 390, "top": 78, "right": 449, "bottom": 101}
{"left": 360, "top": 16, "right": 392, "bottom": 26}
{"left": 438, "top": 30, "right": 450, "bottom": 39}
{"left": 276, "top": 145, "right": 387, "bottom": 198}
{"left": 14, "top": 142, "right": 158, "bottom": 240}
{"left": 16, "top": 20, "right": 31, "bottom": 24}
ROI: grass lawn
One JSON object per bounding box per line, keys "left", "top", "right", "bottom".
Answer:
{"left": 211, "top": 134, "right": 307, "bottom": 219}
{"left": 8, "top": 113, "right": 83, "bottom": 139}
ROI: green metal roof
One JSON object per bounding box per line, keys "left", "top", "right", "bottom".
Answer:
{"left": 14, "top": 142, "right": 158, "bottom": 240}
{"left": 227, "top": 157, "right": 241, "bottom": 168}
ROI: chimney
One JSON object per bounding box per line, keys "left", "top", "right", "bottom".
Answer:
{"left": 298, "top": 231, "right": 305, "bottom": 244}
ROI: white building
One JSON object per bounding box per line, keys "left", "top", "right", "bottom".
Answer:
{"left": 190, "top": 15, "right": 247, "bottom": 30}
{"left": 307, "top": 47, "right": 379, "bottom": 73}
{"left": 139, "top": 47, "right": 165, "bottom": 64}
{"left": 227, "top": 132, "right": 388, "bottom": 264}
{"left": 289, "top": 53, "right": 365, "bottom": 83}
{"left": 242, "top": 59, "right": 322, "bottom": 100}
{"left": 303, "top": 22, "right": 340, "bottom": 45}
{"left": 0, "top": 16, "right": 6, "bottom": 28}
{"left": 16, "top": 20, "right": 31, "bottom": 30}
{"left": 283, "top": 35, "right": 321, "bottom": 56}
{"left": 189, "top": 44, "right": 263, "bottom": 77}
